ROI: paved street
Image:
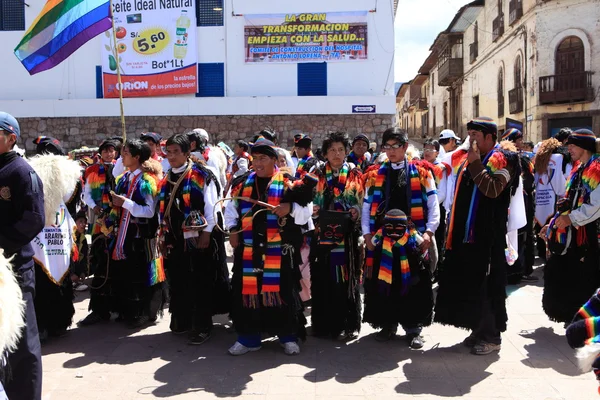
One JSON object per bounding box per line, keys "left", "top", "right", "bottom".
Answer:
{"left": 41, "top": 264, "right": 596, "bottom": 400}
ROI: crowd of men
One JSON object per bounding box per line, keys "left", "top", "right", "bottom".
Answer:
{"left": 1, "top": 109, "right": 600, "bottom": 399}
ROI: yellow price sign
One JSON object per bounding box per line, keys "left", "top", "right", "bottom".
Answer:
{"left": 133, "top": 27, "right": 170, "bottom": 55}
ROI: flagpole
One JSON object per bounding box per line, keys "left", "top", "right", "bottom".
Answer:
{"left": 109, "top": 0, "right": 126, "bottom": 142}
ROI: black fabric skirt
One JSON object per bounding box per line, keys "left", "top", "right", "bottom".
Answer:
{"left": 543, "top": 248, "right": 600, "bottom": 323}
{"left": 34, "top": 263, "right": 74, "bottom": 334}
{"left": 309, "top": 242, "right": 361, "bottom": 337}
{"left": 434, "top": 243, "right": 508, "bottom": 332}
{"left": 363, "top": 263, "right": 433, "bottom": 330}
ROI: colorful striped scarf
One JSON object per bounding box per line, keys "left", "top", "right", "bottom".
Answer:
{"left": 313, "top": 162, "right": 363, "bottom": 210}
{"left": 365, "top": 160, "right": 429, "bottom": 271}
{"left": 238, "top": 171, "right": 284, "bottom": 308}
{"left": 372, "top": 229, "right": 415, "bottom": 295}
{"left": 552, "top": 154, "right": 600, "bottom": 247}
{"left": 295, "top": 153, "right": 314, "bottom": 179}
{"left": 158, "top": 163, "right": 206, "bottom": 227}
{"left": 347, "top": 151, "right": 367, "bottom": 170}
{"left": 366, "top": 160, "right": 428, "bottom": 235}
{"left": 446, "top": 147, "right": 507, "bottom": 250}
{"left": 85, "top": 163, "right": 113, "bottom": 234}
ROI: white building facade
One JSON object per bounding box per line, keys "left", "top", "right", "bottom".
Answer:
{"left": 0, "top": 0, "right": 397, "bottom": 150}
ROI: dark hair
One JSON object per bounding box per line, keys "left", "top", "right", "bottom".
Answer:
{"left": 381, "top": 127, "right": 408, "bottom": 147}
{"left": 424, "top": 138, "right": 440, "bottom": 152}
{"left": 258, "top": 127, "right": 277, "bottom": 144}
{"left": 236, "top": 140, "right": 249, "bottom": 152}
{"left": 555, "top": 127, "right": 572, "bottom": 143}
{"left": 523, "top": 141, "right": 535, "bottom": 149}
{"left": 438, "top": 138, "right": 451, "bottom": 146}
{"left": 166, "top": 133, "right": 191, "bottom": 153}
{"left": 322, "top": 131, "right": 350, "bottom": 155}
{"left": 124, "top": 139, "right": 151, "bottom": 164}
{"left": 185, "top": 131, "right": 205, "bottom": 152}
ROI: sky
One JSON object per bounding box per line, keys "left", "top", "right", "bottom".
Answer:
{"left": 394, "top": 0, "right": 473, "bottom": 84}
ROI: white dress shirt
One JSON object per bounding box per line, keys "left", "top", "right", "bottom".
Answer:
{"left": 121, "top": 169, "right": 157, "bottom": 219}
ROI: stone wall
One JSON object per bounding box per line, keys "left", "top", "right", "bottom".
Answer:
{"left": 17, "top": 114, "right": 395, "bottom": 152}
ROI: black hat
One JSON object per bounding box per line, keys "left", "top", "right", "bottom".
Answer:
{"left": 99, "top": 139, "right": 118, "bottom": 152}
{"left": 566, "top": 129, "right": 597, "bottom": 153}
{"left": 33, "top": 136, "right": 66, "bottom": 156}
{"left": 467, "top": 117, "right": 498, "bottom": 135}
{"left": 294, "top": 133, "right": 312, "bottom": 149}
{"left": 140, "top": 132, "right": 162, "bottom": 144}
{"left": 251, "top": 138, "right": 278, "bottom": 159}
{"left": 353, "top": 133, "right": 370, "bottom": 146}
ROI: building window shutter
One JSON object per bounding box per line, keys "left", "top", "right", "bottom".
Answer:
{"left": 1, "top": 0, "right": 25, "bottom": 31}
{"left": 196, "top": 63, "right": 225, "bottom": 97}
{"left": 196, "top": 0, "right": 224, "bottom": 27}
{"left": 297, "top": 63, "right": 327, "bottom": 96}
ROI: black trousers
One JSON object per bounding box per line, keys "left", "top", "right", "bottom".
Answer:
{"left": 473, "top": 289, "right": 502, "bottom": 345}
{"left": 5, "top": 267, "right": 42, "bottom": 400}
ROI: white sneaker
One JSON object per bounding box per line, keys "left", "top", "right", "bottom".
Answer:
{"left": 228, "top": 341, "right": 261, "bottom": 356}
{"left": 281, "top": 341, "right": 300, "bottom": 355}
{"left": 75, "top": 284, "right": 88, "bottom": 292}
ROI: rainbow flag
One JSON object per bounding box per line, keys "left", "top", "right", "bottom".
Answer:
{"left": 14, "top": 0, "right": 112, "bottom": 75}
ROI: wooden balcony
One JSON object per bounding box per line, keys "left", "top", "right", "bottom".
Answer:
{"left": 509, "top": 0, "right": 523, "bottom": 26}
{"left": 417, "top": 98, "right": 428, "bottom": 110}
{"left": 539, "top": 72, "right": 594, "bottom": 104}
{"left": 438, "top": 58, "right": 463, "bottom": 86}
{"left": 469, "top": 42, "right": 478, "bottom": 64}
{"left": 509, "top": 87, "right": 523, "bottom": 114}
{"left": 493, "top": 15, "right": 504, "bottom": 42}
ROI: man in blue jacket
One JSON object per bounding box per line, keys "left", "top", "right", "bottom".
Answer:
{"left": 0, "top": 112, "right": 45, "bottom": 400}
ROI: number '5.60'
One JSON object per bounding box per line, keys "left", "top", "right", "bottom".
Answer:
{"left": 133, "top": 29, "right": 169, "bottom": 55}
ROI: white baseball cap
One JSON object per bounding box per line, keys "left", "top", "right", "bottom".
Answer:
{"left": 439, "top": 129, "right": 459, "bottom": 140}
{"left": 192, "top": 128, "right": 209, "bottom": 142}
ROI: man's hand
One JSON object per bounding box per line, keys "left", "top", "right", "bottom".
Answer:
{"left": 198, "top": 231, "right": 211, "bottom": 249}
{"left": 273, "top": 203, "right": 292, "bottom": 217}
{"left": 554, "top": 215, "right": 572, "bottom": 230}
{"left": 467, "top": 139, "right": 480, "bottom": 164}
{"left": 420, "top": 231, "right": 433, "bottom": 251}
{"left": 111, "top": 192, "right": 126, "bottom": 207}
{"left": 230, "top": 232, "right": 240, "bottom": 249}
{"left": 364, "top": 234, "right": 375, "bottom": 251}
{"left": 539, "top": 224, "right": 549, "bottom": 241}
{"left": 93, "top": 205, "right": 102, "bottom": 215}
{"left": 350, "top": 208, "right": 359, "bottom": 221}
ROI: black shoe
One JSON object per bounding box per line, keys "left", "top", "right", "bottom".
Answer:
{"left": 170, "top": 319, "right": 190, "bottom": 335}
{"left": 408, "top": 334, "right": 425, "bottom": 349}
{"left": 78, "top": 312, "right": 109, "bottom": 327}
{"left": 128, "top": 316, "right": 151, "bottom": 329}
{"left": 188, "top": 332, "right": 211, "bottom": 345}
{"left": 521, "top": 274, "right": 539, "bottom": 281}
{"left": 375, "top": 327, "right": 396, "bottom": 342}
{"left": 463, "top": 334, "right": 478, "bottom": 348}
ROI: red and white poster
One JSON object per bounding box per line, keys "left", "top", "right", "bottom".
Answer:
{"left": 102, "top": 0, "right": 197, "bottom": 97}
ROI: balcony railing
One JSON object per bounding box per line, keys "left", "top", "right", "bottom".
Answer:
{"left": 469, "top": 42, "right": 478, "bottom": 64}
{"left": 509, "top": 0, "right": 523, "bottom": 25}
{"left": 493, "top": 15, "right": 504, "bottom": 42}
{"left": 438, "top": 58, "right": 464, "bottom": 86}
{"left": 508, "top": 87, "right": 524, "bottom": 114}
{"left": 498, "top": 95, "right": 505, "bottom": 118}
{"left": 417, "top": 98, "right": 428, "bottom": 110}
{"left": 539, "top": 71, "right": 595, "bottom": 104}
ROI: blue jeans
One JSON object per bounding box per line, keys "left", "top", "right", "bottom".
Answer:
{"left": 237, "top": 334, "right": 297, "bottom": 348}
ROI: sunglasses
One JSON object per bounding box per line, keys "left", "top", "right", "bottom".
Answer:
{"left": 382, "top": 143, "right": 405, "bottom": 150}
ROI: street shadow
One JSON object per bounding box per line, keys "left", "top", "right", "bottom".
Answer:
{"left": 518, "top": 326, "right": 581, "bottom": 377}
{"left": 395, "top": 342, "right": 500, "bottom": 397}
{"left": 44, "top": 316, "right": 414, "bottom": 398}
